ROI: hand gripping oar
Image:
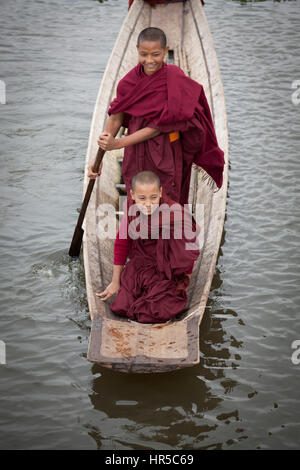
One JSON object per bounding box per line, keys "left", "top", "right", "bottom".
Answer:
{"left": 69, "top": 147, "right": 105, "bottom": 257}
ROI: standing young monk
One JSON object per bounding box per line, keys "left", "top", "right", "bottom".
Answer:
{"left": 89, "top": 27, "right": 225, "bottom": 204}
{"left": 96, "top": 170, "right": 200, "bottom": 324}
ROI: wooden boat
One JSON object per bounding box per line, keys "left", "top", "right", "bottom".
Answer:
{"left": 83, "top": 0, "right": 228, "bottom": 373}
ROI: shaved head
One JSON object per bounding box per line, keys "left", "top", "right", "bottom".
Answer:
{"left": 131, "top": 170, "right": 161, "bottom": 192}
{"left": 137, "top": 27, "right": 167, "bottom": 49}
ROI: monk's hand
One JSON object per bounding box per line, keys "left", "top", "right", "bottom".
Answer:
{"left": 98, "top": 132, "right": 118, "bottom": 151}
{"left": 96, "top": 282, "right": 120, "bottom": 301}
{"left": 88, "top": 161, "right": 102, "bottom": 179}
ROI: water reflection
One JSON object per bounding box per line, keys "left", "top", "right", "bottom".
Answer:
{"left": 87, "top": 366, "right": 223, "bottom": 449}
{"left": 200, "top": 263, "right": 243, "bottom": 373}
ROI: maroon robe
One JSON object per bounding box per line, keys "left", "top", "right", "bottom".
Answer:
{"left": 108, "top": 62, "right": 224, "bottom": 204}
{"left": 110, "top": 195, "right": 200, "bottom": 324}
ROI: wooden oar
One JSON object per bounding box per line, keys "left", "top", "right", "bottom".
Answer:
{"left": 69, "top": 147, "right": 105, "bottom": 257}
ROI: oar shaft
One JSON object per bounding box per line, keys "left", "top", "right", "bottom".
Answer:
{"left": 77, "top": 147, "right": 105, "bottom": 228}
{"left": 69, "top": 147, "right": 105, "bottom": 257}
{"left": 75, "top": 178, "right": 95, "bottom": 229}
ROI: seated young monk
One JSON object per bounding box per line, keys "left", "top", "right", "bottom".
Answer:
{"left": 89, "top": 27, "right": 224, "bottom": 205}
{"left": 96, "top": 170, "right": 200, "bottom": 324}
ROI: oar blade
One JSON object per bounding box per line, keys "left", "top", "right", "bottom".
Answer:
{"left": 69, "top": 225, "right": 84, "bottom": 258}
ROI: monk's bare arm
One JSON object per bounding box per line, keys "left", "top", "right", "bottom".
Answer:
{"left": 88, "top": 112, "right": 124, "bottom": 179}
{"left": 115, "top": 127, "right": 161, "bottom": 149}
{"left": 96, "top": 265, "right": 124, "bottom": 301}
{"left": 98, "top": 127, "right": 161, "bottom": 152}
{"left": 104, "top": 112, "right": 124, "bottom": 137}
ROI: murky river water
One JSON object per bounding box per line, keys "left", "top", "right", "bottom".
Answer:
{"left": 0, "top": 0, "right": 300, "bottom": 450}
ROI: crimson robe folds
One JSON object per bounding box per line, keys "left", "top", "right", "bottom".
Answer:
{"left": 110, "top": 195, "right": 200, "bottom": 324}
{"left": 109, "top": 62, "right": 224, "bottom": 204}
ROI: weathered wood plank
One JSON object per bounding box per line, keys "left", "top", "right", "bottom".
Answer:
{"left": 88, "top": 315, "right": 200, "bottom": 372}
